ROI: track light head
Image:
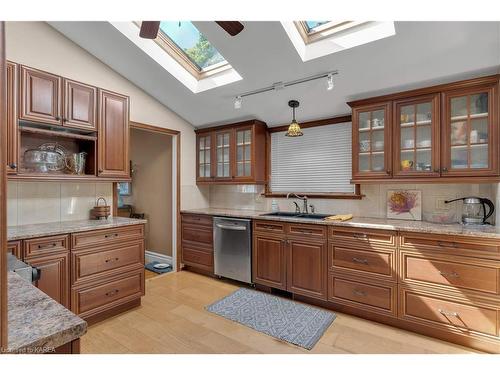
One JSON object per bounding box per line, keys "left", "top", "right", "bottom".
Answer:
{"left": 327, "top": 73, "right": 334, "bottom": 91}
{"left": 234, "top": 96, "right": 242, "bottom": 109}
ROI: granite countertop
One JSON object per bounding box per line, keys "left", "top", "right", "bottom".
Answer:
{"left": 181, "top": 208, "right": 500, "bottom": 240}
{"left": 8, "top": 217, "right": 147, "bottom": 241}
{"left": 7, "top": 272, "right": 87, "bottom": 353}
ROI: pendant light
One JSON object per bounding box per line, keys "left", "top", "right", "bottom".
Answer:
{"left": 285, "top": 100, "right": 303, "bottom": 137}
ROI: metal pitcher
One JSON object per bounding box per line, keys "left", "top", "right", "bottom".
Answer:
{"left": 66, "top": 152, "right": 87, "bottom": 175}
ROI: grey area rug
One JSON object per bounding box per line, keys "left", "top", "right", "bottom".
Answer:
{"left": 206, "top": 288, "right": 336, "bottom": 350}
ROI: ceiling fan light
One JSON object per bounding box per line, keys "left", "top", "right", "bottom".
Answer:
{"left": 285, "top": 120, "right": 303, "bottom": 137}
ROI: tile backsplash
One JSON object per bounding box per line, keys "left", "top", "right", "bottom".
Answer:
{"left": 209, "top": 183, "right": 497, "bottom": 224}
{"left": 8, "top": 181, "right": 113, "bottom": 226}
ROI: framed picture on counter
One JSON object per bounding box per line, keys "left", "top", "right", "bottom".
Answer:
{"left": 386, "top": 190, "right": 422, "bottom": 221}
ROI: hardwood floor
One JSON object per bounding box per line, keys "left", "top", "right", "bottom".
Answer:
{"left": 81, "top": 270, "right": 479, "bottom": 354}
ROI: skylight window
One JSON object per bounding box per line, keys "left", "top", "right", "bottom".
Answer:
{"left": 296, "top": 21, "right": 368, "bottom": 44}
{"left": 158, "top": 22, "right": 227, "bottom": 71}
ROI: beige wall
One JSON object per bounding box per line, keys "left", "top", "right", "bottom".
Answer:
{"left": 5, "top": 21, "right": 209, "bottom": 212}
{"left": 122, "top": 129, "right": 172, "bottom": 256}
{"left": 210, "top": 183, "right": 496, "bottom": 224}
{"left": 7, "top": 181, "right": 113, "bottom": 226}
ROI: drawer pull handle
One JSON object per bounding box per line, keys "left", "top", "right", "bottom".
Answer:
{"left": 105, "top": 257, "right": 119, "bottom": 263}
{"left": 37, "top": 243, "right": 57, "bottom": 249}
{"left": 437, "top": 241, "right": 458, "bottom": 248}
{"left": 105, "top": 289, "right": 119, "bottom": 297}
{"left": 352, "top": 257, "right": 369, "bottom": 265}
{"left": 353, "top": 289, "right": 366, "bottom": 297}
{"left": 104, "top": 233, "right": 119, "bottom": 239}
{"left": 353, "top": 233, "right": 368, "bottom": 239}
{"left": 439, "top": 271, "right": 459, "bottom": 278}
{"left": 438, "top": 308, "right": 458, "bottom": 317}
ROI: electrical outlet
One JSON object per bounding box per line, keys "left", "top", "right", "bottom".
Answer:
{"left": 436, "top": 198, "right": 451, "bottom": 211}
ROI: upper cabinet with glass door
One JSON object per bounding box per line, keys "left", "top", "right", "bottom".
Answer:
{"left": 196, "top": 133, "right": 213, "bottom": 182}
{"left": 393, "top": 94, "right": 440, "bottom": 177}
{"left": 195, "top": 120, "right": 267, "bottom": 185}
{"left": 352, "top": 102, "right": 392, "bottom": 179}
{"left": 442, "top": 84, "right": 498, "bottom": 176}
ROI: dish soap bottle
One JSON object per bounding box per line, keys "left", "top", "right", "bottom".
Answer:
{"left": 271, "top": 199, "right": 279, "bottom": 212}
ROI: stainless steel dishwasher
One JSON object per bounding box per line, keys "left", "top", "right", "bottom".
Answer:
{"left": 213, "top": 217, "right": 252, "bottom": 284}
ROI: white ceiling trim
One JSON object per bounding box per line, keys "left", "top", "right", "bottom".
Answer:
{"left": 110, "top": 21, "right": 242, "bottom": 93}
{"left": 281, "top": 21, "right": 396, "bottom": 61}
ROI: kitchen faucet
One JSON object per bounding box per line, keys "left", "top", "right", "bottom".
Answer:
{"left": 287, "top": 193, "right": 309, "bottom": 214}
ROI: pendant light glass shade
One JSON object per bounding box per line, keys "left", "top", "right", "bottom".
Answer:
{"left": 285, "top": 100, "right": 303, "bottom": 137}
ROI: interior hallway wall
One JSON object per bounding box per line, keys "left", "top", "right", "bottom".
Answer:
{"left": 123, "top": 128, "right": 172, "bottom": 256}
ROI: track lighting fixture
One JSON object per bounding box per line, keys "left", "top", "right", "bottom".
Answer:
{"left": 232, "top": 71, "right": 338, "bottom": 109}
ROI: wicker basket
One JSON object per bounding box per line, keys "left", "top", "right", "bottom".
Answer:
{"left": 91, "top": 197, "right": 111, "bottom": 220}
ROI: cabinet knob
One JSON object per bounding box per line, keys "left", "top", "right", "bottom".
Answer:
{"left": 442, "top": 167, "right": 448, "bottom": 172}
{"left": 8, "top": 163, "right": 16, "bottom": 169}
{"left": 55, "top": 116, "right": 60, "bottom": 121}
{"left": 386, "top": 170, "right": 391, "bottom": 175}
{"left": 98, "top": 169, "right": 103, "bottom": 173}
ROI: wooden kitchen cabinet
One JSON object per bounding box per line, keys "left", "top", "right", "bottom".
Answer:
{"left": 441, "top": 82, "right": 498, "bottom": 176}
{"left": 26, "top": 252, "right": 70, "bottom": 308}
{"left": 23, "top": 235, "right": 70, "bottom": 308}
{"left": 180, "top": 213, "right": 214, "bottom": 272}
{"left": 352, "top": 102, "right": 392, "bottom": 180}
{"left": 63, "top": 78, "right": 97, "bottom": 130}
{"left": 196, "top": 132, "right": 214, "bottom": 182}
{"left": 253, "top": 220, "right": 327, "bottom": 300}
{"left": 196, "top": 120, "right": 267, "bottom": 184}
{"left": 97, "top": 89, "right": 130, "bottom": 178}
{"left": 252, "top": 233, "right": 287, "bottom": 289}
{"left": 287, "top": 238, "right": 327, "bottom": 300}
{"left": 349, "top": 74, "right": 500, "bottom": 183}
{"left": 393, "top": 94, "right": 440, "bottom": 177}
{"left": 19, "top": 65, "right": 62, "bottom": 125}
{"left": 6, "top": 61, "right": 18, "bottom": 174}
{"left": 7, "top": 241, "right": 22, "bottom": 259}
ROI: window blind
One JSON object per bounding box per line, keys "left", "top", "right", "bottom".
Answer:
{"left": 270, "top": 122, "right": 354, "bottom": 193}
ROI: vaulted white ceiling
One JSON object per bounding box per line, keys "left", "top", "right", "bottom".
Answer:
{"left": 49, "top": 21, "right": 500, "bottom": 128}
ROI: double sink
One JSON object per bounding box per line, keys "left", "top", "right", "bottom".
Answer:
{"left": 260, "top": 212, "right": 330, "bottom": 220}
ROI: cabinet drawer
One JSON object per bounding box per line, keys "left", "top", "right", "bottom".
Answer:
{"left": 400, "top": 288, "right": 499, "bottom": 337}
{"left": 182, "top": 247, "right": 213, "bottom": 268}
{"left": 401, "top": 251, "right": 500, "bottom": 295}
{"left": 72, "top": 225, "right": 144, "bottom": 250}
{"left": 8, "top": 241, "right": 22, "bottom": 259}
{"left": 287, "top": 223, "right": 326, "bottom": 240}
{"left": 328, "top": 274, "right": 396, "bottom": 316}
{"left": 330, "top": 245, "right": 396, "bottom": 280}
{"left": 72, "top": 269, "right": 144, "bottom": 317}
{"left": 181, "top": 223, "right": 213, "bottom": 247}
{"left": 253, "top": 220, "right": 285, "bottom": 234}
{"left": 400, "top": 231, "right": 500, "bottom": 260}
{"left": 24, "top": 235, "right": 69, "bottom": 258}
{"left": 181, "top": 213, "right": 213, "bottom": 227}
{"left": 330, "top": 227, "right": 397, "bottom": 249}
{"left": 72, "top": 240, "right": 145, "bottom": 285}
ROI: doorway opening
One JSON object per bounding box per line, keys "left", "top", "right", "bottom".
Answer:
{"left": 115, "top": 122, "right": 180, "bottom": 277}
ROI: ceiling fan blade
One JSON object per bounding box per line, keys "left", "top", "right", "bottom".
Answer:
{"left": 139, "top": 21, "right": 160, "bottom": 39}
{"left": 215, "top": 21, "right": 244, "bottom": 36}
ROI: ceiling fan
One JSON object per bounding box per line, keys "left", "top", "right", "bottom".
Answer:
{"left": 139, "top": 21, "right": 244, "bottom": 39}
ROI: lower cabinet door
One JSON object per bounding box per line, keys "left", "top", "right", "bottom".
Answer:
{"left": 26, "top": 252, "right": 70, "bottom": 308}
{"left": 287, "top": 239, "right": 328, "bottom": 300}
{"left": 252, "top": 234, "right": 286, "bottom": 289}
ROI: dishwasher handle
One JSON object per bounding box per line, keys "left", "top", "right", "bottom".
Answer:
{"left": 215, "top": 223, "right": 247, "bottom": 231}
